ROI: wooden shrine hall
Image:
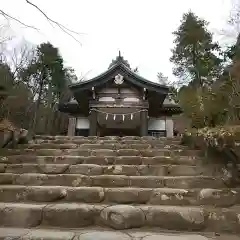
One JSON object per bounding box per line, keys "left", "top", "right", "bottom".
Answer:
{"left": 59, "top": 53, "right": 182, "bottom": 137}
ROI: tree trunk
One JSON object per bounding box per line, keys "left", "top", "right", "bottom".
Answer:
{"left": 31, "top": 73, "right": 44, "bottom": 134}
{"left": 192, "top": 44, "right": 202, "bottom": 86}
{"left": 46, "top": 83, "right": 53, "bottom": 134}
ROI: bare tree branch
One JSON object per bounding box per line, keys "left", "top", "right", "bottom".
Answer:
{"left": 25, "top": 0, "right": 83, "bottom": 45}
{"left": 0, "top": 1, "right": 83, "bottom": 45}
{"left": 0, "top": 9, "right": 39, "bottom": 30}
{"left": 219, "top": 0, "right": 240, "bottom": 42}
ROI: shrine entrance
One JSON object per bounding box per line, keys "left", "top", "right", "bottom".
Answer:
{"left": 99, "top": 127, "right": 139, "bottom": 137}
{"left": 94, "top": 107, "right": 147, "bottom": 137}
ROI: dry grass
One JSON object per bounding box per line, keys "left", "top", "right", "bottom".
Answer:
{"left": 0, "top": 119, "right": 15, "bottom": 132}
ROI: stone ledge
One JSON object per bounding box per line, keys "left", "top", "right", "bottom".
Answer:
{"left": 1, "top": 227, "right": 240, "bottom": 240}
{"left": 0, "top": 173, "right": 226, "bottom": 188}
{"left": 26, "top": 143, "right": 157, "bottom": 150}
{"left": 0, "top": 148, "right": 201, "bottom": 158}
{"left": 0, "top": 203, "right": 240, "bottom": 232}
{"left": 0, "top": 186, "right": 239, "bottom": 207}
{"left": 4, "top": 227, "right": 235, "bottom": 240}
{"left": 0, "top": 155, "right": 200, "bottom": 165}
{"left": 34, "top": 135, "right": 182, "bottom": 141}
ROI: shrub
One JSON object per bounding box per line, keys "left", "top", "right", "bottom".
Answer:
{"left": 182, "top": 125, "right": 240, "bottom": 186}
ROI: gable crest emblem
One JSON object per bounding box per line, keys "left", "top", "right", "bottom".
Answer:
{"left": 114, "top": 74, "right": 124, "bottom": 85}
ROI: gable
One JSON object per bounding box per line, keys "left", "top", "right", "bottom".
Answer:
{"left": 96, "top": 80, "right": 142, "bottom": 103}
{"left": 70, "top": 63, "right": 169, "bottom": 95}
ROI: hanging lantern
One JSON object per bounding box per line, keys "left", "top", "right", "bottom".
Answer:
{"left": 113, "top": 114, "right": 116, "bottom": 121}
{"left": 105, "top": 114, "right": 108, "bottom": 120}
{"left": 122, "top": 114, "right": 125, "bottom": 121}
{"left": 131, "top": 114, "right": 133, "bottom": 120}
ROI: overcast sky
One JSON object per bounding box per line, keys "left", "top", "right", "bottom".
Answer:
{"left": 1, "top": 0, "right": 233, "bottom": 82}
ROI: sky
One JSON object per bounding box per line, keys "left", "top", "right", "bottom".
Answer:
{"left": 0, "top": 0, "right": 234, "bottom": 83}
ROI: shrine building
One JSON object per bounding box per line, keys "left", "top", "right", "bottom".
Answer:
{"left": 59, "top": 53, "right": 182, "bottom": 137}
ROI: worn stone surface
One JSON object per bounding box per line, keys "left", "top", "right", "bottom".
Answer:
{"left": 142, "top": 156, "right": 197, "bottom": 165}
{"left": 0, "top": 227, "right": 30, "bottom": 239}
{"left": 0, "top": 185, "right": 239, "bottom": 206}
{"left": 209, "top": 235, "right": 240, "bottom": 240}
{"left": 80, "top": 144, "right": 115, "bottom": 150}
{"left": 115, "top": 156, "right": 142, "bottom": 165}
{"left": 104, "top": 188, "right": 151, "bottom": 203}
{"left": 27, "top": 143, "right": 78, "bottom": 149}
{"left": 0, "top": 203, "right": 240, "bottom": 232}
{"left": 206, "top": 207, "right": 240, "bottom": 233}
{"left": 0, "top": 203, "right": 44, "bottom": 227}
{"left": 141, "top": 235, "right": 208, "bottom": 240}
{"left": 141, "top": 150, "right": 171, "bottom": 157}
{"left": 83, "top": 156, "right": 115, "bottom": 165}
{"left": 36, "top": 156, "right": 84, "bottom": 165}
{"left": 0, "top": 163, "right": 217, "bottom": 176}
{"left": 164, "top": 176, "right": 225, "bottom": 189}
{"left": 197, "top": 189, "right": 239, "bottom": 207}
{"left": 0, "top": 173, "right": 227, "bottom": 188}
{"left": 90, "top": 175, "right": 129, "bottom": 187}
{"left": 66, "top": 187, "right": 104, "bottom": 203}
{"left": 92, "top": 149, "right": 117, "bottom": 157}
{"left": 103, "top": 165, "right": 140, "bottom": 175}
{"left": 138, "top": 165, "right": 167, "bottom": 176}
{"left": 167, "top": 165, "right": 206, "bottom": 176}
{"left": 21, "top": 229, "right": 75, "bottom": 240}
{"left": 0, "top": 173, "right": 14, "bottom": 184}
{"left": 27, "top": 186, "right": 67, "bottom": 202}
{"left": 13, "top": 173, "right": 92, "bottom": 187}
{"left": 0, "top": 228, "right": 240, "bottom": 240}
{"left": 1, "top": 135, "right": 240, "bottom": 234}
{"left": 6, "top": 164, "right": 38, "bottom": 174}
{"left": 129, "top": 176, "right": 165, "bottom": 188}
{"left": 14, "top": 173, "right": 48, "bottom": 185}
{"left": 117, "top": 149, "right": 140, "bottom": 156}
{"left": 69, "top": 164, "right": 103, "bottom": 175}
{"left": 37, "top": 164, "right": 69, "bottom": 174}
{"left": 100, "top": 205, "right": 145, "bottom": 229}
{"left": 0, "top": 163, "right": 6, "bottom": 172}
{"left": 0, "top": 186, "right": 29, "bottom": 202}
{"left": 149, "top": 188, "right": 191, "bottom": 205}
{"left": 42, "top": 203, "right": 97, "bottom": 227}
{"left": 74, "top": 231, "right": 131, "bottom": 240}
{"left": 20, "top": 148, "right": 89, "bottom": 157}
{"left": 4, "top": 163, "right": 71, "bottom": 174}
{"left": 141, "top": 206, "right": 206, "bottom": 230}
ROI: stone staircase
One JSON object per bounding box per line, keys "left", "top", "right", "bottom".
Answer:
{"left": 0, "top": 136, "right": 240, "bottom": 239}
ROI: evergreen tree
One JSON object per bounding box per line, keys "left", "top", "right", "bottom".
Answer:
{"left": 21, "top": 42, "right": 67, "bottom": 133}
{"left": 170, "top": 11, "right": 222, "bottom": 86}
{"left": 0, "top": 62, "right": 14, "bottom": 119}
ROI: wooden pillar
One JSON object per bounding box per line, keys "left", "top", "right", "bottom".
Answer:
{"left": 89, "top": 109, "right": 97, "bottom": 136}
{"left": 140, "top": 109, "right": 148, "bottom": 136}
{"left": 165, "top": 116, "right": 174, "bottom": 137}
{"left": 67, "top": 117, "right": 76, "bottom": 136}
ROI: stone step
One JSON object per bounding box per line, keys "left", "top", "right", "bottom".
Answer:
{"left": 0, "top": 163, "right": 215, "bottom": 176}
{"left": 0, "top": 173, "right": 225, "bottom": 188}
{"left": 32, "top": 137, "right": 181, "bottom": 146}
{"left": 34, "top": 137, "right": 182, "bottom": 143}
{"left": 0, "top": 202, "right": 239, "bottom": 232}
{"left": 34, "top": 135, "right": 182, "bottom": 141}
{"left": 24, "top": 143, "right": 186, "bottom": 150}
{"left": 0, "top": 186, "right": 239, "bottom": 207}
{"left": 2, "top": 227, "right": 238, "bottom": 240}
{"left": 32, "top": 140, "right": 184, "bottom": 147}
{"left": 0, "top": 155, "right": 199, "bottom": 165}
{"left": 0, "top": 148, "right": 202, "bottom": 157}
